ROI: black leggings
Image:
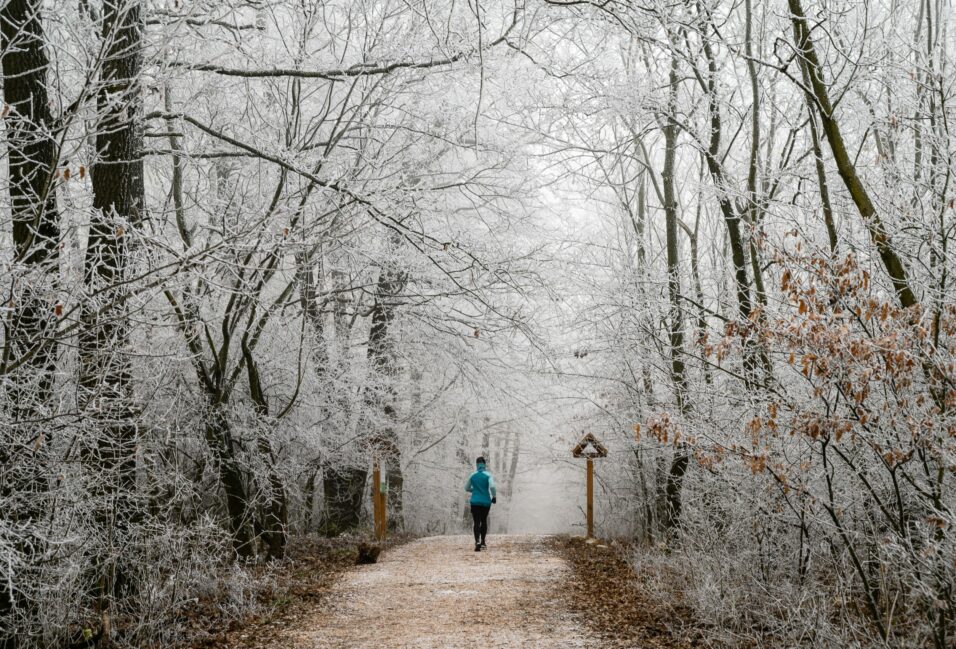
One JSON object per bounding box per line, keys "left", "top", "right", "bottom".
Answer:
{"left": 470, "top": 505, "right": 490, "bottom": 543}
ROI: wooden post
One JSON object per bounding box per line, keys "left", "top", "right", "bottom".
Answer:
{"left": 586, "top": 457, "right": 594, "bottom": 539}
{"left": 572, "top": 432, "right": 606, "bottom": 539}
{"left": 372, "top": 460, "right": 385, "bottom": 541}
{"left": 379, "top": 476, "right": 387, "bottom": 540}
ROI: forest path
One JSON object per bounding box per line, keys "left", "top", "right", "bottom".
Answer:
{"left": 291, "top": 534, "right": 593, "bottom": 648}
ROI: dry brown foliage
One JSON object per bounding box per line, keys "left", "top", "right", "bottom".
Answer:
{"left": 176, "top": 535, "right": 413, "bottom": 649}
{"left": 554, "top": 536, "right": 708, "bottom": 649}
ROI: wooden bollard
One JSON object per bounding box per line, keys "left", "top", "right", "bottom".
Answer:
{"left": 372, "top": 460, "right": 386, "bottom": 541}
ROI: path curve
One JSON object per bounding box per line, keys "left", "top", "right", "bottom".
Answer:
{"left": 292, "top": 535, "right": 593, "bottom": 648}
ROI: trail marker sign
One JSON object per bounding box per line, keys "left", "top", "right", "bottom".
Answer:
{"left": 571, "top": 432, "right": 607, "bottom": 538}
{"left": 572, "top": 432, "right": 608, "bottom": 459}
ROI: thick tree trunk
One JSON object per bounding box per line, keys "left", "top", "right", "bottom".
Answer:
{"left": 1, "top": 0, "right": 59, "bottom": 409}
{"left": 78, "top": 0, "right": 144, "bottom": 631}
{"left": 254, "top": 443, "right": 288, "bottom": 561}
{"left": 0, "top": 1, "right": 60, "bottom": 644}
{"left": 243, "top": 342, "right": 288, "bottom": 560}
{"left": 204, "top": 406, "right": 255, "bottom": 558}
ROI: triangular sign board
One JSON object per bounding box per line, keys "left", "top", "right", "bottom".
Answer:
{"left": 571, "top": 432, "right": 608, "bottom": 458}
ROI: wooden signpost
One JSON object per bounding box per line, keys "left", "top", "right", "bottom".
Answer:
{"left": 372, "top": 460, "right": 387, "bottom": 541}
{"left": 571, "top": 432, "right": 608, "bottom": 539}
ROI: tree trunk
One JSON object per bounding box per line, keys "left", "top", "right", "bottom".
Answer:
{"left": 690, "top": 12, "right": 773, "bottom": 383}
{"left": 297, "top": 251, "right": 366, "bottom": 534}
{"left": 789, "top": 0, "right": 917, "bottom": 309}
{"left": 243, "top": 340, "right": 287, "bottom": 560}
{"left": 0, "top": 1, "right": 60, "bottom": 644}
{"left": 77, "top": 0, "right": 144, "bottom": 635}
{"left": 742, "top": 0, "right": 770, "bottom": 311}
{"left": 506, "top": 430, "right": 520, "bottom": 497}
{"left": 798, "top": 57, "right": 838, "bottom": 254}
{"left": 165, "top": 286, "right": 259, "bottom": 560}
{"left": 364, "top": 240, "right": 408, "bottom": 530}
{"left": 689, "top": 164, "right": 713, "bottom": 386}
{"left": 204, "top": 405, "right": 255, "bottom": 558}
{"left": 1, "top": 0, "right": 59, "bottom": 411}
{"left": 660, "top": 51, "right": 690, "bottom": 533}
{"left": 303, "top": 463, "right": 320, "bottom": 530}
{"left": 700, "top": 46, "right": 753, "bottom": 324}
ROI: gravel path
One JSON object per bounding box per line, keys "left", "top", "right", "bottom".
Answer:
{"left": 292, "top": 535, "right": 594, "bottom": 648}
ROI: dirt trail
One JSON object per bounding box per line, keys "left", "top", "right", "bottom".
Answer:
{"left": 291, "top": 535, "right": 593, "bottom": 648}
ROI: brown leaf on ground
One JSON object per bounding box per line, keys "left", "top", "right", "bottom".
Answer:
{"left": 552, "top": 536, "right": 707, "bottom": 649}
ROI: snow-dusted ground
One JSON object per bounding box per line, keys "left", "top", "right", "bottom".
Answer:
{"left": 293, "top": 535, "right": 595, "bottom": 648}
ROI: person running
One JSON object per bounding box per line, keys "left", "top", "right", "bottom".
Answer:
{"left": 464, "top": 456, "right": 497, "bottom": 551}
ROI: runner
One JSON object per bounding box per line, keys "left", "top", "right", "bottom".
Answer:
{"left": 464, "top": 456, "right": 497, "bottom": 551}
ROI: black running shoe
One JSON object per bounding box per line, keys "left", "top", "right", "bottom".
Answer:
{"left": 474, "top": 543, "right": 481, "bottom": 552}
{"left": 480, "top": 542, "right": 487, "bottom": 549}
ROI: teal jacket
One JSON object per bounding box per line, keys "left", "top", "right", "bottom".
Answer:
{"left": 465, "top": 463, "right": 496, "bottom": 506}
